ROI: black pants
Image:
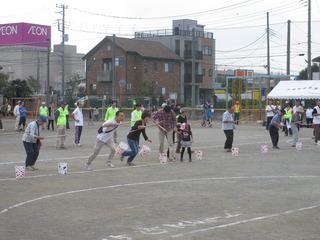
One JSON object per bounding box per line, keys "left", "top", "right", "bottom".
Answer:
{"left": 23, "top": 141, "right": 39, "bottom": 167}
{"left": 0, "top": 119, "right": 3, "bottom": 129}
{"left": 306, "top": 118, "right": 313, "bottom": 128}
{"left": 224, "top": 130, "right": 234, "bottom": 150}
{"left": 269, "top": 125, "right": 279, "bottom": 147}
{"left": 18, "top": 116, "right": 26, "bottom": 130}
{"left": 66, "top": 115, "right": 70, "bottom": 129}
{"left": 180, "top": 147, "right": 192, "bottom": 162}
{"left": 75, "top": 126, "right": 83, "bottom": 144}
{"left": 234, "top": 113, "right": 240, "bottom": 124}
{"left": 266, "top": 116, "right": 273, "bottom": 130}
{"left": 47, "top": 120, "right": 54, "bottom": 131}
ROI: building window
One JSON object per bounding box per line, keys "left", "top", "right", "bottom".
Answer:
{"left": 103, "top": 58, "right": 113, "bottom": 72}
{"left": 202, "top": 46, "right": 213, "bottom": 56}
{"left": 164, "top": 63, "right": 174, "bottom": 73}
{"left": 202, "top": 68, "right": 206, "bottom": 76}
{"left": 209, "top": 69, "right": 213, "bottom": 77}
{"left": 115, "top": 57, "right": 125, "bottom": 66}
{"left": 153, "top": 62, "right": 158, "bottom": 72}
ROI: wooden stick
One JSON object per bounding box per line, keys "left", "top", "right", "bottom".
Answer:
{"left": 43, "top": 135, "right": 67, "bottom": 139}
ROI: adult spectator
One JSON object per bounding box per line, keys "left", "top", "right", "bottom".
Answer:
{"left": 22, "top": 117, "right": 46, "bottom": 171}
{"left": 39, "top": 102, "right": 48, "bottom": 130}
{"left": 222, "top": 105, "right": 235, "bottom": 152}
{"left": 13, "top": 101, "right": 21, "bottom": 131}
{"left": 72, "top": 102, "right": 84, "bottom": 146}
{"left": 265, "top": 100, "right": 275, "bottom": 130}
{"left": 18, "top": 101, "right": 27, "bottom": 131}
{"left": 55, "top": 102, "right": 68, "bottom": 149}
{"left": 153, "top": 104, "right": 176, "bottom": 161}
{"left": 269, "top": 109, "right": 285, "bottom": 149}
{"left": 312, "top": 100, "right": 320, "bottom": 145}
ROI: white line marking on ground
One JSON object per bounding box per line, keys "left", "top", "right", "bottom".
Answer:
{"left": 171, "top": 204, "right": 320, "bottom": 238}
{"left": 0, "top": 175, "right": 319, "bottom": 215}
{"left": 0, "top": 136, "right": 310, "bottom": 166}
{"left": 0, "top": 163, "right": 161, "bottom": 181}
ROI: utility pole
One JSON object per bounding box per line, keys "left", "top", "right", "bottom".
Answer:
{"left": 287, "top": 20, "right": 291, "bottom": 77}
{"left": 266, "top": 12, "right": 271, "bottom": 94}
{"left": 307, "top": 0, "right": 312, "bottom": 80}
{"left": 112, "top": 34, "right": 116, "bottom": 100}
{"left": 46, "top": 39, "right": 51, "bottom": 104}
{"left": 36, "top": 51, "right": 40, "bottom": 87}
{"left": 56, "top": 4, "right": 67, "bottom": 100}
{"left": 191, "top": 28, "right": 196, "bottom": 108}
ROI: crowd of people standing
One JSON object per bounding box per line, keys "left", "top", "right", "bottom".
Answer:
{"left": 1, "top": 97, "right": 320, "bottom": 172}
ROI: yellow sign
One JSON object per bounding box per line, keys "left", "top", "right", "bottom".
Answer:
{"left": 215, "top": 89, "right": 226, "bottom": 94}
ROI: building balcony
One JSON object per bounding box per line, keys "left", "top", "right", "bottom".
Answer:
{"left": 97, "top": 70, "right": 112, "bottom": 82}
{"left": 184, "top": 50, "right": 203, "bottom": 60}
{"left": 184, "top": 73, "right": 203, "bottom": 84}
{"left": 134, "top": 29, "right": 213, "bottom": 39}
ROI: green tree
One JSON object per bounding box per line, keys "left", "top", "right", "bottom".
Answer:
{"left": 65, "top": 73, "right": 85, "bottom": 105}
{"left": 0, "top": 73, "right": 9, "bottom": 94}
{"left": 298, "top": 63, "right": 319, "bottom": 79}
{"left": 10, "top": 79, "right": 33, "bottom": 97}
{"left": 26, "top": 76, "right": 41, "bottom": 94}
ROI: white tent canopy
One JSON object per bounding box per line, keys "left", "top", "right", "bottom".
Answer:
{"left": 267, "top": 80, "right": 320, "bottom": 100}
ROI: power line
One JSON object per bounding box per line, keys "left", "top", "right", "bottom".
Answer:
{"left": 216, "top": 32, "right": 266, "bottom": 52}
{"left": 69, "top": 0, "right": 262, "bottom": 20}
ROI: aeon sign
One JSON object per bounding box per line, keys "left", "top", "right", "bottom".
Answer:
{"left": 0, "top": 22, "right": 51, "bottom": 47}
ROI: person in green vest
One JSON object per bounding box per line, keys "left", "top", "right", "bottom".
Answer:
{"left": 65, "top": 104, "right": 70, "bottom": 130}
{"left": 39, "top": 102, "right": 48, "bottom": 130}
{"left": 284, "top": 103, "right": 293, "bottom": 136}
{"left": 105, "top": 100, "right": 119, "bottom": 143}
{"left": 130, "top": 103, "right": 142, "bottom": 127}
{"left": 55, "top": 102, "right": 68, "bottom": 149}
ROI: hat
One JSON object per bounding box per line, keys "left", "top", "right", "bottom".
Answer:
{"left": 41, "top": 101, "right": 46, "bottom": 105}
{"left": 161, "top": 103, "right": 167, "bottom": 108}
{"left": 17, "top": 100, "right": 21, "bottom": 103}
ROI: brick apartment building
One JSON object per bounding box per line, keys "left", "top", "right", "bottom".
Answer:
{"left": 135, "top": 19, "right": 216, "bottom": 106}
{"left": 83, "top": 36, "right": 182, "bottom": 106}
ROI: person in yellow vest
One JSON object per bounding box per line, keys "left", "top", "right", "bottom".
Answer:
{"left": 105, "top": 100, "right": 119, "bottom": 142}
{"left": 284, "top": 103, "right": 293, "bottom": 136}
{"left": 233, "top": 100, "right": 241, "bottom": 125}
{"left": 39, "top": 102, "right": 48, "bottom": 130}
{"left": 130, "top": 103, "right": 142, "bottom": 127}
{"left": 55, "top": 102, "right": 68, "bottom": 149}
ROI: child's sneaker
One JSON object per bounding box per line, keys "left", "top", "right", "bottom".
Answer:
{"left": 84, "top": 163, "right": 92, "bottom": 171}
{"left": 106, "top": 162, "right": 115, "bottom": 168}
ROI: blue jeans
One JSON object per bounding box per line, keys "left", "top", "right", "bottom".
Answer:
{"left": 122, "top": 138, "right": 139, "bottom": 163}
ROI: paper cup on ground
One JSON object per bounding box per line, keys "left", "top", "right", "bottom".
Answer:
{"left": 115, "top": 142, "right": 129, "bottom": 156}
{"left": 159, "top": 153, "right": 167, "bottom": 163}
{"left": 15, "top": 166, "right": 25, "bottom": 179}
{"left": 195, "top": 150, "right": 203, "bottom": 160}
{"left": 232, "top": 147, "right": 239, "bottom": 156}
{"left": 260, "top": 144, "right": 269, "bottom": 153}
{"left": 58, "top": 162, "right": 68, "bottom": 175}
{"left": 139, "top": 145, "right": 151, "bottom": 157}
{"left": 296, "top": 142, "right": 302, "bottom": 151}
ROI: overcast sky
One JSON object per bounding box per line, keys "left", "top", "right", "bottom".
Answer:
{"left": 1, "top": 0, "right": 320, "bottom": 75}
